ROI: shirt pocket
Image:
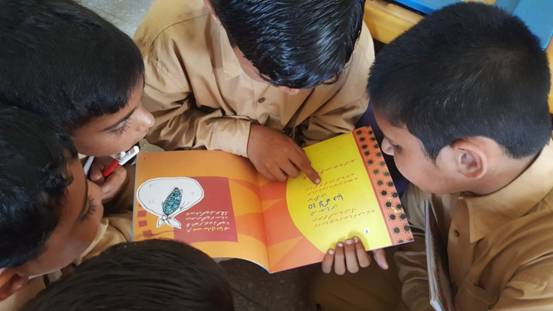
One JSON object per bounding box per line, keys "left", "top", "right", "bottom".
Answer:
{"left": 456, "top": 283, "right": 495, "bottom": 311}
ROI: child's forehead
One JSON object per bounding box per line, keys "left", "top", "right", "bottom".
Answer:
{"left": 374, "top": 112, "right": 408, "bottom": 139}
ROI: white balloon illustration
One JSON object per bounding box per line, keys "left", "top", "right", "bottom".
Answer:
{"left": 136, "top": 177, "right": 205, "bottom": 229}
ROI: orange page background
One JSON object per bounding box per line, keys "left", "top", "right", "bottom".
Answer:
{"left": 257, "top": 180, "right": 324, "bottom": 272}
{"left": 133, "top": 151, "right": 271, "bottom": 270}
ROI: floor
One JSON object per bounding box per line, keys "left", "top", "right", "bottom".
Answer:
{"left": 75, "top": 1, "right": 315, "bottom": 310}
{"left": 76, "top": 0, "right": 153, "bottom": 36}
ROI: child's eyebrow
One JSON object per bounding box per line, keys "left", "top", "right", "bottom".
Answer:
{"left": 385, "top": 135, "right": 397, "bottom": 145}
{"left": 102, "top": 107, "right": 137, "bottom": 132}
{"left": 78, "top": 180, "right": 90, "bottom": 220}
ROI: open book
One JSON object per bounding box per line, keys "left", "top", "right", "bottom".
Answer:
{"left": 133, "top": 127, "right": 413, "bottom": 273}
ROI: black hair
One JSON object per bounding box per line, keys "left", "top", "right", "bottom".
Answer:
{"left": 23, "top": 239, "right": 235, "bottom": 311}
{"left": 210, "top": 0, "right": 366, "bottom": 89}
{"left": 0, "top": 0, "right": 144, "bottom": 131}
{"left": 0, "top": 104, "right": 77, "bottom": 268}
{"left": 368, "top": 2, "right": 551, "bottom": 159}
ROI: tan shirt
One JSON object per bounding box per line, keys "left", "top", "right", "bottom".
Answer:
{"left": 0, "top": 213, "right": 131, "bottom": 311}
{"left": 134, "top": 0, "right": 374, "bottom": 156}
{"left": 396, "top": 138, "right": 553, "bottom": 311}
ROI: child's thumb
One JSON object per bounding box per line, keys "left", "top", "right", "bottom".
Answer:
{"left": 373, "top": 249, "right": 389, "bottom": 270}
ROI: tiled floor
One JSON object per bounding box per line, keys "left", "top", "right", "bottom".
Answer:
{"left": 75, "top": 1, "right": 315, "bottom": 310}
{"left": 76, "top": 0, "right": 153, "bottom": 36}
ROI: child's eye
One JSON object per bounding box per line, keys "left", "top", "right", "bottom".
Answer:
{"left": 111, "top": 121, "right": 129, "bottom": 135}
{"left": 80, "top": 201, "right": 98, "bottom": 222}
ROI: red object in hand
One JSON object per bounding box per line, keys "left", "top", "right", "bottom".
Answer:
{"left": 102, "top": 159, "right": 120, "bottom": 178}
{"left": 100, "top": 146, "right": 140, "bottom": 178}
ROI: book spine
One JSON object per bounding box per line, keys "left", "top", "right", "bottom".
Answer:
{"left": 353, "top": 127, "right": 414, "bottom": 245}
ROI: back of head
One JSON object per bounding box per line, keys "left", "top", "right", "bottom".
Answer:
{"left": 23, "top": 239, "right": 234, "bottom": 311}
{"left": 210, "top": 0, "right": 366, "bottom": 89}
{"left": 368, "top": 3, "right": 551, "bottom": 159}
{"left": 0, "top": 104, "right": 76, "bottom": 268}
{"left": 0, "top": 0, "right": 144, "bottom": 131}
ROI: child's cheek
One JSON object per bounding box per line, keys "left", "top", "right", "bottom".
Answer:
{"left": 394, "top": 156, "right": 418, "bottom": 185}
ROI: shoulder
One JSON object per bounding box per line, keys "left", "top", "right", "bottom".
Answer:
{"left": 351, "top": 22, "right": 375, "bottom": 65}
{"left": 134, "top": 0, "right": 211, "bottom": 58}
{"left": 0, "top": 277, "right": 46, "bottom": 311}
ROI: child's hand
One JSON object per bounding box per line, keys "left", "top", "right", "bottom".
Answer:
{"left": 247, "top": 124, "right": 320, "bottom": 183}
{"left": 89, "top": 156, "right": 128, "bottom": 203}
{"left": 321, "top": 236, "right": 388, "bottom": 275}
{"left": 0, "top": 269, "right": 28, "bottom": 300}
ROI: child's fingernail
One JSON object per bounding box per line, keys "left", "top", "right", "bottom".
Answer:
{"left": 315, "top": 178, "right": 321, "bottom": 184}
{"left": 345, "top": 239, "right": 353, "bottom": 245}
{"left": 337, "top": 243, "right": 343, "bottom": 248}
{"left": 353, "top": 236, "right": 359, "bottom": 243}
{"left": 328, "top": 249, "right": 335, "bottom": 255}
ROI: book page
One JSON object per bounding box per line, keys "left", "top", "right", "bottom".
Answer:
{"left": 263, "top": 131, "right": 403, "bottom": 272}
{"left": 133, "top": 151, "right": 271, "bottom": 270}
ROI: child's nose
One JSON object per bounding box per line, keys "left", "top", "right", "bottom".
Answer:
{"left": 137, "top": 108, "right": 155, "bottom": 130}
{"left": 281, "top": 87, "right": 301, "bottom": 95}
{"left": 381, "top": 138, "right": 394, "bottom": 156}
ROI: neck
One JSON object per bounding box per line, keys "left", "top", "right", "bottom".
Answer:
{"left": 469, "top": 153, "right": 538, "bottom": 195}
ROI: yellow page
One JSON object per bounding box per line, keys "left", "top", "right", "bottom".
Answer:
{"left": 284, "top": 133, "right": 392, "bottom": 253}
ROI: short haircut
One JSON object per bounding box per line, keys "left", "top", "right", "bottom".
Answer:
{"left": 0, "top": 0, "right": 144, "bottom": 131}
{"left": 0, "top": 104, "right": 77, "bottom": 268}
{"left": 23, "top": 240, "right": 235, "bottom": 311}
{"left": 368, "top": 2, "right": 551, "bottom": 159}
{"left": 210, "top": 0, "right": 366, "bottom": 89}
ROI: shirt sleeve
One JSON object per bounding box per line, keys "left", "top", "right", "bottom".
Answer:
{"left": 302, "top": 24, "right": 373, "bottom": 145}
{"left": 492, "top": 258, "right": 553, "bottom": 311}
{"left": 140, "top": 35, "right": 252, "bottom": 157}
{"left": 79, "top": 213, "right": 132, "bottom": 262}
{"left": 393, "top": 185, "right": 435, "bottom": 311}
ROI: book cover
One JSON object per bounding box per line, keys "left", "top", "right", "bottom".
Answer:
{"left": 133, "top": 127, "right": 413, "bottom": 273}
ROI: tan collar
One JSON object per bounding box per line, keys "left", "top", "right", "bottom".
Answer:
{"left": 73, "top": 218, "right": 109, "bottom": 266}
{"left": 465, "top": 138, "right": 553, "bottom": 243}
{"left": 210, "top": 14, "right": 242, "bottom": 76}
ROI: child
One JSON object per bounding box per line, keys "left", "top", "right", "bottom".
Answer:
{"left": 135, "top": 0, "right": 373, "bottom": 183}
{"left": 0, "top": 0, "right": 154, "bottom": 203}
{"left": 312, "top": 3, "right": 553, "bottom": 310}
{"left": 23, "top": 240, "right": 234, "bottom": 311}
{"left": 0, "top": 105, "right": 106, "bottom": 310}
{"left": 0, "top": 1, "right": 153, "bottom": 307}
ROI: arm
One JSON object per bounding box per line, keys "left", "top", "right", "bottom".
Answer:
{"left": 302, "top": 24, "right": 373, "bottom": 145}
{"left": 141, "top": 41, "right": 252, "bottom": 157}
{"left": 491, "top": 259, "right": 553, "bottom": 311}
{"left": 141, "top": 35, "right": 319, "bottom": 182}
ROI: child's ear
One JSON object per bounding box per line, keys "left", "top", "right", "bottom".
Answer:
{"left": 204, "top": 0, "right": 215, "bottom": 16}
{"left": 0, "top": 268, "right": 29, "bottom": 300}
{"left": 451, "top": 139, "right": 488, "bottom": 179}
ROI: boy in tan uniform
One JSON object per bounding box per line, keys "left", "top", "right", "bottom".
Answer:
{"left": 23, "top": 240, "right": 235, "bottom": 311}
{"left": 0, "top": 106, "right": 129, "bottom": 311}
{"left": 0, "top": 0, "right": 155, "bottom": 309}
{"left": 135, "top": 0, "right": 374, "bottom": 183}
{"left": 311, "top": 3, "right": 553, "bottom": 310}
{"left": 0, "top": 0, "right": 154, "bottom": 208}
